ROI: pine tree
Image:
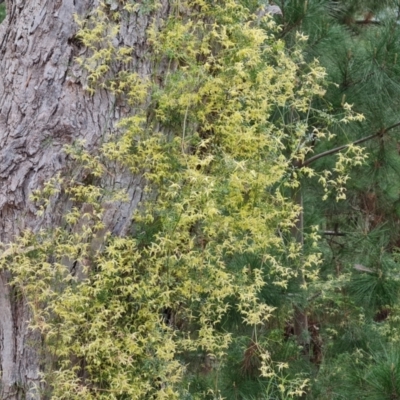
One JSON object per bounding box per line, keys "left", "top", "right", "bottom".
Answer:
{"left": 272, "top": 0, "right": 400, "bottom": 397}
{"left": 0, "top": 1, "right": 359, "bottom": 398}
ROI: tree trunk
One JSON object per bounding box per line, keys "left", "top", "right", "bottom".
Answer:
{"left": 0, "top": 1, "right": 168, "bottom": 397}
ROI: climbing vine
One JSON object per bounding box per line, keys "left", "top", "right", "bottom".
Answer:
{"left": 2, "top": 1, "right": 366, "bottom": 399}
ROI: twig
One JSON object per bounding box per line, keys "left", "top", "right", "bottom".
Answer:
{"left": 303, "top": 121, "right": 400, "bottom": 167}
{"left": 323, "top": 231, "right": 346, "bottom": 236}
{"left": 354, "top": 264, "right": 374, "bottom": 273}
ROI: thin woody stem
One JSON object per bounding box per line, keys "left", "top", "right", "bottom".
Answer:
{"left": 303, "top": 121, "right": 400, "bottom": 167}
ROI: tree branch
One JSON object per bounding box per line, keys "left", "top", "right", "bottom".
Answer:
{"left": 303, "top": 133, "right": 378, "bottom": 166}
{"left": 303, "top": 121, "right": 400, "bottom": 167}
{"left": 354, "top": 264, "right": 374, "bottom": 273}
{"left": 323, "top": 231, "right": 346, "bottom": 236}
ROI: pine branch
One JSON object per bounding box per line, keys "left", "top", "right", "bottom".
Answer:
{"left": 303, "top": 133, "right": 378, "bottom": 166}
{"left": 303, "top": 121, "right": 400, "bottom": 167}
{"left": 323, "top": 231, "right": 346, "bottom": 236}
{"left": 355, "top": 20, "right": 380, "bottom": 25}
{"left": 354, "top": 264, "right": 374, "bottom": 273}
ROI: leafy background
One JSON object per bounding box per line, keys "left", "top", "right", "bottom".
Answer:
{"left": 0, "top": 4, "right": 5, "bottom": 23}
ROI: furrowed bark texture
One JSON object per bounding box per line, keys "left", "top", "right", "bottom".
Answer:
{"left": 0, "top": 1, "right": 169, "bottom": 397}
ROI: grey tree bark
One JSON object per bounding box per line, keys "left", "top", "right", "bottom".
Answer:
{"left": 0, "top": 1, "right": 169, "bottom": 398}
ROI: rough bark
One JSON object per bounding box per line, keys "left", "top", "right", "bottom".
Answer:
{"left": 0, "top": 1, "right": 169, "bottom": 398}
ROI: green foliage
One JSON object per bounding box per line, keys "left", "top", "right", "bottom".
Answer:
{"left": 1, "top": 0, "right": 382, "bottom": 399}
{"left": 273, "top": 1, "right": 400, "bottom": 398}
{"left": 0, "top": 4, "right": 6, "bottom": 23}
